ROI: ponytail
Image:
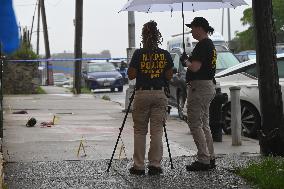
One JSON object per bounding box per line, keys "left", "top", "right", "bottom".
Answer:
{"left": 207, "top": 26, "right": 214, "bottom": 35}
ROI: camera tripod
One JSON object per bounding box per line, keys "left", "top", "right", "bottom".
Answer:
{"left": 107, "top": 89, "right": 174, "bottom": 172}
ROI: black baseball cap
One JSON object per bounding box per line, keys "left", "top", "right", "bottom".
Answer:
{"left": 185, "top": 17, "right": 211, "bottom": 31}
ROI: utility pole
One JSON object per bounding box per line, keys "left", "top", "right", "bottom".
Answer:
{"left": 74, "top": 0, "right": 83, "bottom": 94}
{"left": 37, "top": 0, "right": 42, "bottom": 85}
{"left": 253, "top": 0, "right": 284, "bottom": 156}
{"left": 29, "top": 0, "right": 38, "bottom": 44}
{"left": 124, "top": 3, "right": 136, "bottom": 112}
{"left": 227, "top": 8, "right": 231, "bottom": 42}
{"left": 37, "top": 0, "right": 40, "bottom": 55}
{"left": 40, "top": 0, "right": 53, "bottom": 85}
{"left": 227, "top": 8, "right": 231, "bottom": 41}
{"left": 128, "top": 11, "right": 135, "bottom": 48}
{"left": 221, "top": 9, "right": 224, "bottom": 36}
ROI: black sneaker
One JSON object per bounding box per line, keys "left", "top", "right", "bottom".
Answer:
{"left": 186, "top": 161, "right": 210, "bottom": 171}
{"left": 210, "top": 159, "right": 216, "bottom": 169}
{"left": 129, "top": 167, "right": 145, "bottom": 175}
{"left": 148, "top": 166, "right": 163, "bottom": 175}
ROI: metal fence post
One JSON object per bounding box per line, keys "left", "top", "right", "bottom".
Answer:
{"left": 230, "top": 86, "right": 242, "bottom": 146}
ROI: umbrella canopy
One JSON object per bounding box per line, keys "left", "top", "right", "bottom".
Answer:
{"left": 119, "top": 0, "right": 247, "bottom": 52}
{"left": 120, "top": 0, "right": 247, "bottom": 12}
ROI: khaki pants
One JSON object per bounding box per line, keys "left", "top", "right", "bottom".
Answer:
{"left": 187, "top": 80, "right": 216, "bottom": 164}
{"left": 132, "top": 90, "right": 167, "bottom": 170}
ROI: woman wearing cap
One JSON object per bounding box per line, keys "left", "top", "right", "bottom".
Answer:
{"left": 127, "top": 20, "right": 174, "bottom": 175}
{"left": 180, "top": 17, "right": 217, "bottom": 171}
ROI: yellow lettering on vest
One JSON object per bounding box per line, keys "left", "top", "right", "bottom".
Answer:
{"left": 155, "top": 54, "right": 159, "bottom": 61}
{"left": 159, "top": 61, "right": 165, "bottom": 68}
{"left": 151, "top": 73, "right": 160, "bottom": 78}
{"left": 142, "top": 54, "right": 148, "bottom": 61}
{"left": 141, "top": 62, "right": 146, "bottom": 69}
{"left": 146, "top": 62, "right": 151, "bottom": 69}
{"left": 160, "top": 54, "right": 165, "bottom": 60}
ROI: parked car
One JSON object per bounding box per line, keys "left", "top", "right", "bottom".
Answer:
{"left": 53, "top": 73, "right": 70, "bottom": 87}
{"left": 110, "top": 60, "right": 129, "bottom": 84}
{"left": 215, "top": 53, "right": 284, "bottom": 138}
{"left": 82, "top": 61, "right": 124, "bottom": 92}
{"left": 277, "top": 43, "right": 284, "bottom": 54}
{"left": 118, "top": 61, "right": 129, "bottom": 84}
{"left": 168, "top": 47, "right": 240, "bottom": 119}
{"left": 234, "top": 50, "right": 256, "bottom": 63}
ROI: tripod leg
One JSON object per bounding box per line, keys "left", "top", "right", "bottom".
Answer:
{"left": 107, "top": 90, "right": 135, "bottom": 172}
{"left": 163, "top": 122, "right": 174, "bottom": 169}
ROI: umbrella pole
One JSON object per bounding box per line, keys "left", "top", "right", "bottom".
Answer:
{"left": 182, "top": 2, "right": 185, "bottom": 52}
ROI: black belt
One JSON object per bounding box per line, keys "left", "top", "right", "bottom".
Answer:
{"left": 136, "top": 86, "right": 164, "bottom": 90}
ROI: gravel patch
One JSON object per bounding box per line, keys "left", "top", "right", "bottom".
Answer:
{"left": 4, "top": 154, "right": 261, "bottom": 189}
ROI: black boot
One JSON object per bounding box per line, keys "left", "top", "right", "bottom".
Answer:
{"left": 129, "top": 167, "right": 145, "bottom": 175}
{"left": 148, "top": 166, "right": 163, "bottom": 175}
{"left": 210, "top": 159, "right": 216, "bottom": 169}
{"left": 186, "top": 161, "right": 210, "bottom": 171}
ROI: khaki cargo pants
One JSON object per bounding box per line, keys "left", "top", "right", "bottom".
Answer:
{"left": 187, "top": 80, "right": 216, "bottom": 164}
{"left": 132, "top": 90, "right": 167, "bottom": 170}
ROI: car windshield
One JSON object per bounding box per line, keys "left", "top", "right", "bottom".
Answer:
{"left": 216, "top": 52, "right": 240, "bottom": 71}
{"left": 88, "top": 63, "right": 116, "bottom": 72}
{"left": 248, "top": 54, "right": 256, "bottom": 60}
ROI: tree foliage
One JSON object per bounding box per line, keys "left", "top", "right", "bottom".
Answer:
{"left": 7, "top": 27, "right": 38, "bottom": 60}
{"left": 233, "top": 0, "right": 284, "bottom": 52}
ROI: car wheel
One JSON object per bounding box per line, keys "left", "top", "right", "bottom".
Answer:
{"left": 118, "top": 86, "right": 123, "bottom": 92}
{"left": 111, "top": 88, "right": 115, "bottom": 92}
{"left": 222, "top": 102, "right": 260, "bottom": 138}
{"left": 177, "top": 91, "right": 186, "bottom": 120}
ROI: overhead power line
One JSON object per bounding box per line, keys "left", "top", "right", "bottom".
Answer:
{"left": 29, "top": 0, "right": 39, "bottom": 43}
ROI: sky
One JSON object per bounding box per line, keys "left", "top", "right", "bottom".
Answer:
{"left": 13, "top": 0, "right": 252, "bottom": 58}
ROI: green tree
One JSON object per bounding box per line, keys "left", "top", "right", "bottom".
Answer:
{"left": 3, "top": 28, "right": 40, "bottom": 94}
{"left": 233, "top": 0, "right": 284, "bottom": 52}
{"left": 8, "top": 27, "right": 38, "bottom": 60}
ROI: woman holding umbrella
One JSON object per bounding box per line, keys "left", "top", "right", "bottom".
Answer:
{"left": 180, "top": 17, "right": 217, "bottom": 171}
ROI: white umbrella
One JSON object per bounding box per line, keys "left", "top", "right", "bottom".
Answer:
{"left": 119, "top": 0, "right": 248, "bottom": 51}
{"left": 120, "top": 0, "right": 247, "bottom": 12}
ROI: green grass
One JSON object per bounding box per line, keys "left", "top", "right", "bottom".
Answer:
{"left": 101, "top": 95, "right": 110, "bottom": 101}
{"left": 80, "top": 87, "right": 92, "bottom": 94}
{"left": 70, "top": 87, "right": 92, "bottom": 94}
{"left": 236, "top": 157, "right": 284, "bottom": 189}
{"left": 35, "top": 86, "right": 46, "bottom": 94}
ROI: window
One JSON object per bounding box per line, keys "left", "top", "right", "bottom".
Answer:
{"left": 216, "top": 52, "right": 240, "bottom": 70}
{"left": 242, "top": 58, "right": 284, "bottom": 78}
{"left": 244, "top": 65, "right": 257, "bottom": 78}
{"left": 277, "top": 59, "right": 284, "bottom": 78}
{"left": 88, "top": 63, "right": 116, "bottom": 72}
{"left": 248, "top": 54, "right": 256, "bottom": 60}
